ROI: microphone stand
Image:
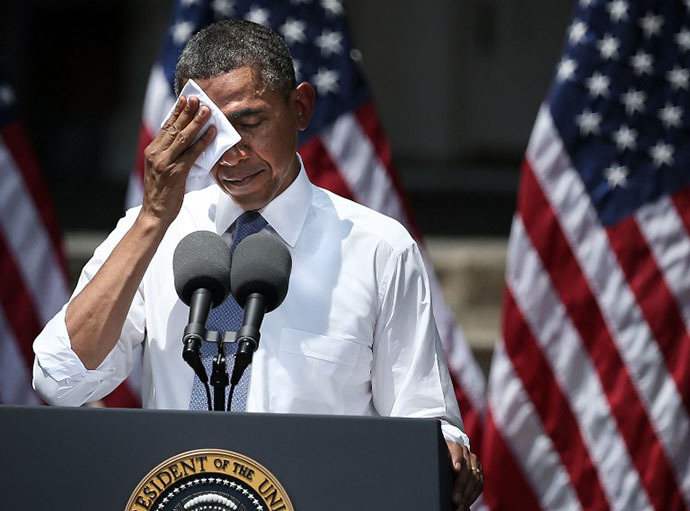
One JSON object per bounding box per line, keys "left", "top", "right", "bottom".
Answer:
{"left": 183, "top": 329, "right": 237, "bottom": 412}
{"left": 210, "top": 341, "right": 228, "bottom": 411}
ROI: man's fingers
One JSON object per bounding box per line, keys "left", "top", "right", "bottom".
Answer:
{"left": 452, "top": 450, "right": 470, "bottom": 509}
{"left": 461, "top": 454, "right": 483, "bottom": 507}
{"left": 449, "top": 446, "right": 484, "bottom": 511}
{"left": 180, "top": 124, "right": 216, "bottom": 164}
{"left": 165, "top": 103, "right": 212, "bottom": 161}
{"left": 161, "top": 96, "right": 201, "bottom": 146}
{"left": 160, "top": 96, "right": 187, "bottom": 132}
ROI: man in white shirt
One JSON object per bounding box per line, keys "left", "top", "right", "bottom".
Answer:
{"left": 33, "top": 19, "right": 482, "bottom": 510}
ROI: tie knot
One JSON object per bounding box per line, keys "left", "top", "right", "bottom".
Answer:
{"left": 232, "top": 211, "right": 268, "bottom": 250}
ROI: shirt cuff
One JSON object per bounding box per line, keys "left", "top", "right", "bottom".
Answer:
{"left": 440, "top": 420, "right": 471, "bottom": 449}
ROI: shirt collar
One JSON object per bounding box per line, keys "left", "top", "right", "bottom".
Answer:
{"left": 214, "top": 154, "right": 312, "bottom": 247}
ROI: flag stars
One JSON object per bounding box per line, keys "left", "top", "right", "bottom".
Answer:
{"left": 0, "top": 85, "right": 15, "bottom": 106}
{"left": 568, "top": 20, "right": 588, "bottom": 45}
{"left": 556, "top": 57, "right": 577, "bottom": 82}
{"left": 245, "top": 6, "right": 270, "bottom": 25}
{"left": 667, "top": 66, "right": 689, "bottom": 90}
{"left": 677, "top": 28, "right": 690, "bottom": 52}
{"left": 170, "top": 20, "right": 195, "bottom": 45}
{"left": 586, "top": 72, "right": 610, "bottom": 97}
{"left": 604, "top": 164, "right": 629, "bottom": 188}
{"left": 630, "top": 50, "right": 653, "bottom": 75}
{"left": 312, "top": 67, "right": 339, "bottom": 95}
{"left": 597, "top": 34, "right": 620, "bottom": 60}
{"left": 180, "top": 0, "right": 199, "bottom": 6}
{"left": 576, "top": 109, "right": 602, "bottom": 135}
{"left": 212, "top": 0, "right": 235, "bottom": 18}
{"left": 321, "top": 0, "right": 344, "bottom": 16}
{"left": 315, "top": 29, "right": 343, "bottom": 57}
{"left": 640, "top": 13, "right": 663, "bottom": 38}
{"left": 606, "top": 0, "right": 629, "bottom": 22}
{"left": 650, "top": 142, "right": 674, "bottom": 167}
{"left": 658, "top": 103, "right": 682, "bottom": 129}
{"left": 280, "top": 18, "right": 307, "bottom": 45}
{"left": 620, "top": 88, "right": 646, "bottom": 115}
{"left": 612, "top": 125, "right": 637, "bottom": 151}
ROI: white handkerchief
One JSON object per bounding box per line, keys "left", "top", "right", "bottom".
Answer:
{"left": 161, "top": 79, "right": 241, "bottom": 178}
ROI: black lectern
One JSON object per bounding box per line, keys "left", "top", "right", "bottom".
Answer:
{"left": 0, "top": 406, "right": 453, "bottom": 510}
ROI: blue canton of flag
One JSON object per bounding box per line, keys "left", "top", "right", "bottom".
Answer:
{"left": 550, "top": 0, "right": 690, "bottom": 226}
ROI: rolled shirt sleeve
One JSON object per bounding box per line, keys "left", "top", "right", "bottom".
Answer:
{"left": 371, "top": 241, "right": 469, "bottom": 447}
{"left": 32, "top": 208, "right": 146, "bottom": 406}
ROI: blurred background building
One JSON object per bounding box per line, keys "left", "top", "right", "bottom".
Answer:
{"left": 0, "top": 0, "right": 575, "bottom": 375}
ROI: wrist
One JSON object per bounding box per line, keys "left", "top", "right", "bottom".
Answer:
{"left": 135, "top": 208, "right": 172, "bottom": 239}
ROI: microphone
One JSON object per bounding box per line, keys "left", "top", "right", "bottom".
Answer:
{"left": 173, "top": 231, "right": 232, "bottom": 386}
{"left": 229, "top": 231, "right": 291, "bottom": 387}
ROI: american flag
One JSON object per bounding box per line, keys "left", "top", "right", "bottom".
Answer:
{"left": 483, "top": 0, "right": 690, "bottom": 509}
{"left": 126, "top": 0, "right": 486, "bottom": 447}
{"left": 0, "top": 65, "right": 70, "bottom": 405}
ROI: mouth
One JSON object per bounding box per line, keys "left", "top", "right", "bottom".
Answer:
{"left": 220, "top": 169, "right": 264, "bottom": 186}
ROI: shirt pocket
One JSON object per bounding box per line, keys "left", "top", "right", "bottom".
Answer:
{"left": 268, "top": 328, "right": 362, "bottom": 414}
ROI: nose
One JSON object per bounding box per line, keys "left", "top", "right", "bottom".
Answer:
{"left": 219, "top": 142, "right": 249, "bottom": 167}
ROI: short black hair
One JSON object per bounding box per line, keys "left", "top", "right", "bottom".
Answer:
{"left": 174, "top": 19, "right": 296, "bottom": 97}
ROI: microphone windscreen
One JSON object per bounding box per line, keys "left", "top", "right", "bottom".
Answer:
{"left": 231, "top": 231, "right": 292, "bottom": 312}
{"left": 173, "top": 231, "right": 232, "bottom": 307}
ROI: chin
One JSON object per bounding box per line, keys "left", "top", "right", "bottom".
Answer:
{"left": 227, "top": 191, "right": 271, "bottom": 211}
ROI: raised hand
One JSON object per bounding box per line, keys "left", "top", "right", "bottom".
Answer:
{"left": 141, "top": 95, "right": 216, "bottom": 226}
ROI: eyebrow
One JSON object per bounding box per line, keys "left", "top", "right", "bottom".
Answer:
{"left": 227, "top": 108, "right": 264, "bottom": 121}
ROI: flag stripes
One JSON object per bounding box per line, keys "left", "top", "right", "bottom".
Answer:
{"left": 0, "top": 309, "right": 40, "bottom": 405}
{"left": 487, "top": 100, "right": 690, "bottom": 509}
{"left": 525, "top": 152, "right": 683, "bottom": 510}
{"left": 482, "top": 409, "right": 542, "bottom": 511}
{"left": 0, "top": 229, "right": 43, "bottom": 368}
{"left": 0, "top": 131, "right": 69, "bottom": 326}
{"left": 0, "top": 113, "right": 69, "bottom": 405}
{"left": 506, "top": 216, "right": 649, "bottom": 511}
{"left": 320, "top": 108, "right": 407, "bottom": 222}
{"left": 636, "top": 194, "right": 690, "bottom": 332}
{"left": 0, "top": 123, "right": 68, "bottom": 278}
{"left": 672, "top": 188, "right": 690, "bottom": 239}
{"left": 608, "top": 214, "right": 690, "bottom": 415}
{"left": 298, "top": 136, "right": 355, "bottom": 201}
{"left": 502, "top": 287, "right": 611, "bottom": 510}
{"left": 487, "top": 343, "right": 583, "bottom": 510}
{"left": 530, "top": 107, "right": 690, "bottom": 507}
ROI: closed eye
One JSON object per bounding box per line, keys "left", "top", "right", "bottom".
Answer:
{"left": 227, "top": 107, "right": 265, "bottom": 128}
{"left": 237, "top": 120, "right": 262, "bottom": 129}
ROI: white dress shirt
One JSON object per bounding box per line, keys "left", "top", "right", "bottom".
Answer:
{"left": 33, "top": 161, "right": 468, "bottom": 446}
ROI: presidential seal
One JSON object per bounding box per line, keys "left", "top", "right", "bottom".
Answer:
{"left": 126, "top": 449, "right": 293, "bottom": 511}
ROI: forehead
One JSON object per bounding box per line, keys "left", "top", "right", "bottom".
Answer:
{"left": 193, "top": 66, "right": 279, "bottom": 114}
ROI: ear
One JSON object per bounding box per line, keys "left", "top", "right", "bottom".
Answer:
{"left": 291, "top": 82, "right": 315, "bottom": 131}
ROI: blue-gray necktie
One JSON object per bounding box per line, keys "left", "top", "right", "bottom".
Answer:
{"left": 188, "top": 211, "right": 268, "bottom": 411}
